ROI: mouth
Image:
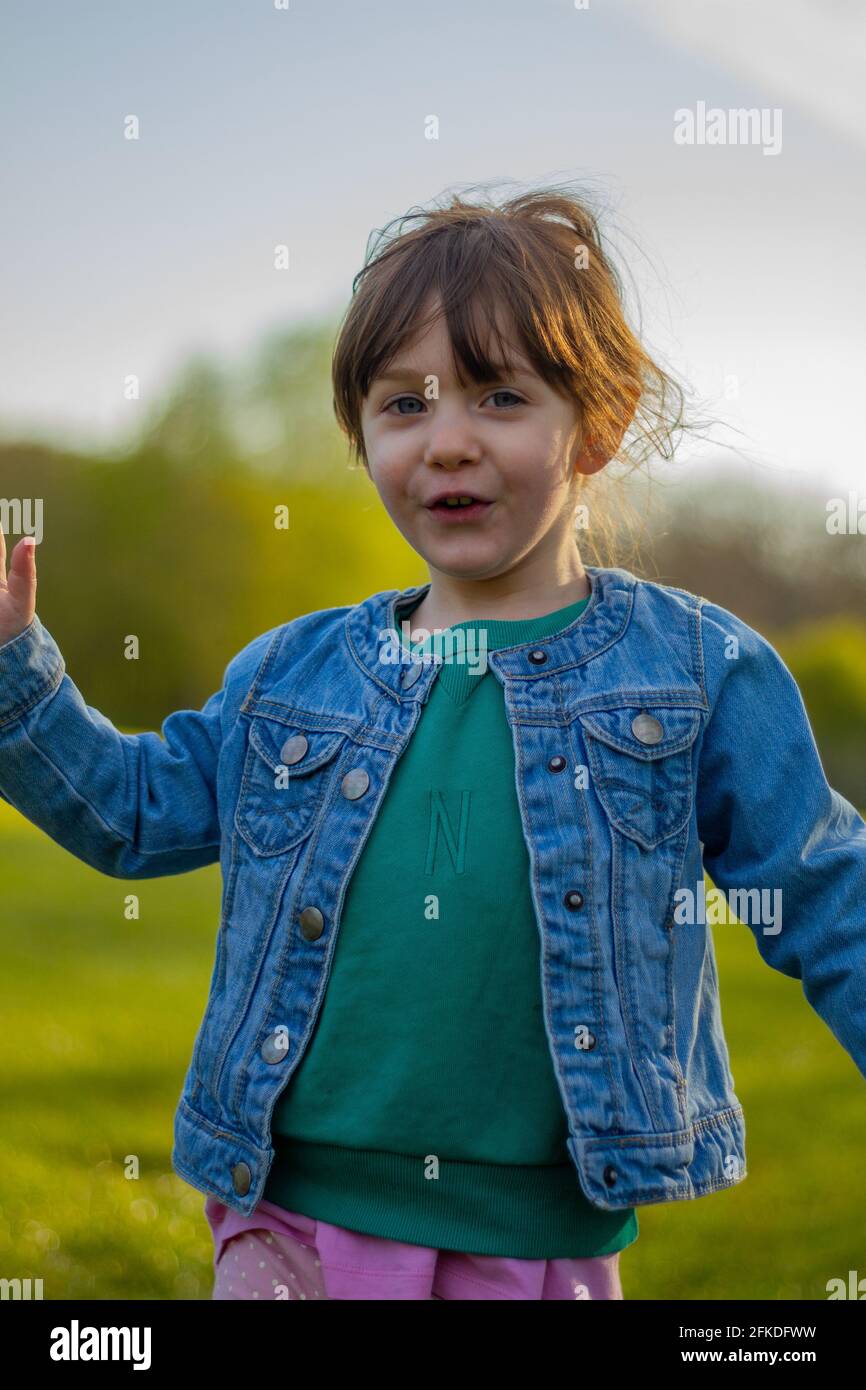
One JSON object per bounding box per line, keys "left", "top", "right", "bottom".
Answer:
{"left": 425, "top": 494, "right": 494, "bottom": 522}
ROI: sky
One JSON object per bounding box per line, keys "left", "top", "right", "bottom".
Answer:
{"left": 2, "top": 0, "right": 864, "bottom": 494}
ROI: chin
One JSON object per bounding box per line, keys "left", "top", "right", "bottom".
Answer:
{"left": 429, "top": 555, "right": 508, "bottom": 581}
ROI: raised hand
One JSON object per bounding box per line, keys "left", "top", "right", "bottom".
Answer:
{"left": 0, "top": 523, "right": 37, "bottom": 647}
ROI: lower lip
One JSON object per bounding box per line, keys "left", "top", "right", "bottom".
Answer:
{"left": 427, "top": 501, "right": 493, "bottom": 523}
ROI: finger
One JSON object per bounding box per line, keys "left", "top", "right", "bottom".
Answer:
{"left": 5, "top": 536, "right": 37, "bottom": 600}
{"left": 0, "top": 521, "right": 6, "bottom": 587}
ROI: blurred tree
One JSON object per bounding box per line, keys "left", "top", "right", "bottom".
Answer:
{"left": 135, "top": 354, "right": 239, "bottom": 476}
{"left": 3, "top": 318, "right": 866, "bottom": 805}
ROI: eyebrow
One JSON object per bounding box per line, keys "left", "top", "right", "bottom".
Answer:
{"left": 373, "top": 360, "right": 531, "bottom": 386}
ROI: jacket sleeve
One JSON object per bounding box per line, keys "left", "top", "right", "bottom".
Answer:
{"left": 695, "top": 598, "right": 866, "bottom": 1084}
{"left": 0, "top": 614, "right": 272, "bottom": 879}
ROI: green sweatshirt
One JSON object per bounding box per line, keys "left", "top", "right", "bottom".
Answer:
{"left": 264, "top": 591, "right": 638, "bottom": 1258}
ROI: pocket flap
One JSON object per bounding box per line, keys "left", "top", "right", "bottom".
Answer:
{"left": 579, "top": 705, "right": 702, "bottom": 761}
{"left": 247, "top": 717, "right": 345, "bottom": 777}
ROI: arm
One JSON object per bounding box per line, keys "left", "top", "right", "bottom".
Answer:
{"left": 0, "top": 527, "right": 274, "bottom": 878}
{"left": 695, "top": 598, "right": 866, "bottom": 1082}
{"left": 0, "top": 612, "right": 246, "bottom": 878}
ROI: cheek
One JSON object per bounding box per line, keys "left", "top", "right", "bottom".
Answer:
{"left": 366, "top": 422, "right": 412, "bottom": 474}
{"left": 507, "top": 464, "right": 569, "bottom": 515}
{"left": 368, "top": 458, "right": 413, "bottom": 515}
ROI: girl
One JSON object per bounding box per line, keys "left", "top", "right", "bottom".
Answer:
{"left": 1, "top": 187, "right": 864, "bottom": 1301}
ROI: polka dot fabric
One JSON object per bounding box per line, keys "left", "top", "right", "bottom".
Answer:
{"left": 205, "top": 1196, "right": 624, "bottom": 1301}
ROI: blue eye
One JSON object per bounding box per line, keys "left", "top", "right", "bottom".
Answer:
{"left": 384, "top": 389, "right": 524, "bottom": 415}
{"left": 387, "top": 396, "right": 425, "bottom": 415}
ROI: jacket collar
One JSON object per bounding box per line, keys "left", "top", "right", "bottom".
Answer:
{"left": 345, "top": 565, "right": 637, "bottom": 702}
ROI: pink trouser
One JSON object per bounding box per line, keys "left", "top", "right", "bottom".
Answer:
{"left": 207, "top": 1196, "right": 625, "bottom": 1301}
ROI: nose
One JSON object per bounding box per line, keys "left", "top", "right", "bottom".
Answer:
{"left": 422, "top": 404, "right": 482, "bottom": 470}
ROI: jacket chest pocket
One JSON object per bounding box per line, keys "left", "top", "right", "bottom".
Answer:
{"left": 235, "top": 714, "right": 346, "bottom": 856}
{"left": 579, "top": 705, "right": 703, "bottom": 850}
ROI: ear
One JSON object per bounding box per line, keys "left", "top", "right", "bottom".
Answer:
{"left": 572, "top": 436, "right": 608, "bottom": 478}
{"left": 575, "top": 379, "right": 641, "bottom": 473}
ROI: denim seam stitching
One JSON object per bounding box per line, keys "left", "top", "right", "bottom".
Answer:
{"left": 570, "top": 705, "right": 627, "bottom": 1132}
{"left": 20, "top": 727, "right": 219, "bottom": 860}
{"left": 0, "top": 658, "right": 65, "bottom": 729}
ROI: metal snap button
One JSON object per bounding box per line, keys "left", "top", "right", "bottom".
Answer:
{"left": 547, "top": 755, "right": 567, "bottom": 773}
{"left": 564, "top": 889, "right": 585, "bottom": 910}
{"left": 231, "top": 1161, "right": 252, "bottom": 1196}
{"left": 603, "top": 1165, "right": 618, "bottom": 1187}
{"left": 528, "top": 649, "right": 547, "bottom": 665}
{"left": 631, "top": 711, "right": 664, "bottom": 744}
{"left": 261, "top": 1028, "right": 290, "bottom": 1064}
{"left": 298, "top": 905, "right": 325, "bottom": 941}
{"left": 280, "top": 734, "right": 308, "bottom": 764}
{"left": 341, "top": 769, "right": 369, "bottom": 800}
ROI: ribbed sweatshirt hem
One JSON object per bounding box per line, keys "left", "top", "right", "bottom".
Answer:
{"left": 263, "top": 1136, "right": 638, "bottom": 1258}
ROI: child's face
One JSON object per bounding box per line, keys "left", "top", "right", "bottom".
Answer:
{"left": 360, "top": 299, "right": 598, "bottom": 586}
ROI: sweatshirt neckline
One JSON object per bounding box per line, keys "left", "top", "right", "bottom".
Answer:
{"left": 397, "top": 593, "right": 591, "bottom": 661}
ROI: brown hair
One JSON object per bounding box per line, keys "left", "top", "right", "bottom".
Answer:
{"left": 331, "top": 182, "right": 695, "bottom": 567}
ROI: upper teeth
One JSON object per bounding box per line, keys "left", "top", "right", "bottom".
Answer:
{"left": 443, "top": 496, "right": 475, "bottom": 506}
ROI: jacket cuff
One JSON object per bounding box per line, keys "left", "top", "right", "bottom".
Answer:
{"left": 0, "top": 615, "right": 65, "bottom": 726}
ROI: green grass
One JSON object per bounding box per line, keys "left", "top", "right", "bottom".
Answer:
{"left": 1, "top": 798, "right": 863, "bottom": 1301}
{"left": 0, "top": 798, "right": 220, "bottom": 1300}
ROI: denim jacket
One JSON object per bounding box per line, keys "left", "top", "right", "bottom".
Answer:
{"left": 1, "top": 564, "right": 864, "bottom": 1217}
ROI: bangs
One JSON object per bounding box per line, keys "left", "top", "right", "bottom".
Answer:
{"left": 350, "top": 227, "right": 568, "bottom": 400}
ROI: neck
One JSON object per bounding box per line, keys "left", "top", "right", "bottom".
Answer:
{"left": 409, "top": 554, "right": 591, "bottom": 632}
